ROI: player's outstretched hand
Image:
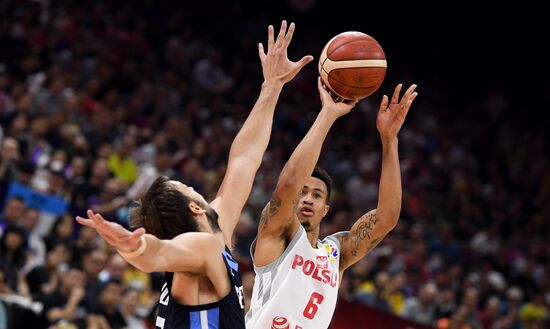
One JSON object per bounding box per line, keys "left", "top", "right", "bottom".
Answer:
{"left": 318, "top": 77, "right": 358, "bottom": 118}
{"left": 376, "top": 83, "right": 418, "bottom": 139}
{"left": 259, "top": 20, "right": 314, "bottom": 85}
{"left": 76, "top": 209, "right": 145, "bottom": 253}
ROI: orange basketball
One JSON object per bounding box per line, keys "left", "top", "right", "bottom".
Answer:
{"left": 319, "top": 31, "right": 387, "bottom": 100}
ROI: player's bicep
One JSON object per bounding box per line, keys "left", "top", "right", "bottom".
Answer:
{"left": 337, "top": 209, "right": 391, "bottom": 270}
{"left": 153, "top": 234, "right": 212, "bottom": 273}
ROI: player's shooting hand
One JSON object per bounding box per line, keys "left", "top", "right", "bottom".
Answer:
{"left": 318, "top": 77, "right": 358, "bottom": 118}
{"left": 376, "top": 83, "right": 418, "bottom": 139}
{"left": 76, "top": 209, "right": 145, "bottom": 253}
{"left": 259, "top": 20, "right": 314, "bottom": 86}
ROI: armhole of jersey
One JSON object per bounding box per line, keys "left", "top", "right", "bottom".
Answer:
{"left": 323, "top": 234, "right": 342, "bottom": 252}
{"left": 249, "top": 225, "right": 305, "bottom": 274}
{"left": 221, "top": 247, "right": 239, "bottom": 286}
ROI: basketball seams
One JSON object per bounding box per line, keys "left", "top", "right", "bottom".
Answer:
{"left": 328, "top": 72, "right": 384, "bottom": 89}
{"left": 327, "top": 39, "right": 385, "bottom": 60}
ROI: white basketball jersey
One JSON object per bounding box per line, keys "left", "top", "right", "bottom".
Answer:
{"left": 246, "top": 225, "right": 341, "bottom": 329}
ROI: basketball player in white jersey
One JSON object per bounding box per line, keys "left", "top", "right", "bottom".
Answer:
{"left": 76, "top": 21, "right": 314, "bottom": 329}
{"left": 246, "top": 80, "right": 418, "bottom": 329}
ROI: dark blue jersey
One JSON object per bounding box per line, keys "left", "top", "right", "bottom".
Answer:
{"left": 154, "top": 247, "right": 245, "bottom": 329}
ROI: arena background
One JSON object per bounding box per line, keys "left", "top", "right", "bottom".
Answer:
{"left": 0, "top": 0, "right": 548, "bottom": 328}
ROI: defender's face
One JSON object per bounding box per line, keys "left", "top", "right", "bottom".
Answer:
{"left": 170, "top": 180, "right": 208, "bottom": 206}
{"left": 297, "top": 177, "right": 330, "bottom": 229}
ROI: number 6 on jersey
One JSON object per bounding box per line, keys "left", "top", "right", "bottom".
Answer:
{"left": 303, "top": 292, "right": 324, "bottom": 320}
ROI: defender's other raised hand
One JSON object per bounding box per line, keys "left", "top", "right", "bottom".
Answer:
{"left": 377, "top": 83, "right": 418, "bottom": 139}
{"left": 259, "top": 20, "right": 314, "bottom": 85}
{"left": 76, "top": 209, "right": 145, "bottom": 253}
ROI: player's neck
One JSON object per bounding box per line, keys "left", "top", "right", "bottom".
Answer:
{"left": 305, "top": 226, "right": 321, "bottom": 248}
{"left": 197, "top": 223, "right": 225, "bottom": 247}
{"left": 196, "top": 219, "right": 223, "bottom": 245}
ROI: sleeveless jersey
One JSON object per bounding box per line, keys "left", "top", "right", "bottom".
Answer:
{"left": 155, "top": 247, "right": 245, "bottom": 329}
{"left": 246, "top": 225, "right": 341, "bottom": 329}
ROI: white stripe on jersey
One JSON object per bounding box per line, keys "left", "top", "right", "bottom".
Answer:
{"left": 200, "top": 310, "right": 208, "bottom": 329}
{"left": 155, "top": 316, "right": 165, "bottom": 329}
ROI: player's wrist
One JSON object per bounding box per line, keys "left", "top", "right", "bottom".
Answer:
{"left": 320, "top": 107, "right": 342, "bottom": 121}
{"left": 118, "top": 236, "right": 147, "bottom": 258}
{"left": 262, "top": 80, "right": 284, "bottom": 90}
{"left": 380, "top": 135, "right": 398, "bottom": 147}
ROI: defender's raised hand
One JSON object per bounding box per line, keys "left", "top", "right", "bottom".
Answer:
{"left": 76, "top": 209, "right": 145, "bottom": 253}
{"left": 258, "top": 20, "right": 314, "bottom": 85}
{"left": 377, "top": 83, "right": 418, "bottom": 139}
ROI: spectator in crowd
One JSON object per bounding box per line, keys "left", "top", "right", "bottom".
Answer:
{"left": 0, "top": 196, "right": 25, "bottom": 236}
{"left": 88, "top": 178, "right": 126, "bottom": 223}
{"left": 478, "top": 296, "right": 501, "bottom": 329}
{"left": 520, "top": 292, "right": 549, "bottom": 329}
{"left": 402, "top": 282, "right": 438, "bottom": 326}
{"left": 73, "top": 226, "right": 101, "bottom": 262}
{"left": 0, "top": 225, "right": 29, "bottom": 294}
{"left": 41, "top": 264, "right": 92, "bottom": 329}
{"left": 44, "top": 213, "right": 74, "bottom": 251}
{"left": 108, "top": 133, "right": 139, "bottom": 185}
{"left": 20, "top": 206, "right": 46, "bottom": 269}
{"left": 70, "top": 158, "right": 111, "bottom": 216}
{"left": 0, "top": 137, "right": 20, "bottom": 194}
{"left": 21, "top": 114, "right": 51, "bottom": 165}
{"left": 119, "top": 286, "right": 149, "bottom": 329}
{"left": 98, "top": 253, "right": 129, "bottom": 283}
{"left": 25, "top": 242, "right": 70, "bottom": 301}
{"left": 435, "top": 287, "right": 458, "bottom": 320}
{"left": 91, "top": 279, "right": 127, "bottom": 329}
{"left": 356, "top": 271, "right": 393, "bottom": 313}
{"left": 125, "top": 146, "right": 175, "bottom": 203}
{"left": 81, "top": 248, "right": 108, "bottom": 303}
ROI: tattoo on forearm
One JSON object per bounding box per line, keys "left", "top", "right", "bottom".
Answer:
{"left": 259, "top": 193, "right": 282, "bottom": 230}
{"left": 350, "top": 213, "right": 380, "bottom": 256}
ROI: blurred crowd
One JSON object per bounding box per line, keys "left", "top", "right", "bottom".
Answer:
{"left": 0, "top": 0, "right": 548, "bottom": 328}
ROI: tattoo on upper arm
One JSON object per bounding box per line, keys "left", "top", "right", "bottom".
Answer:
{"left": 259, "top": 193, "right": 282, "bottom": 230}
{"left": 350, "top": 212, "right": 380, "bottom": 257}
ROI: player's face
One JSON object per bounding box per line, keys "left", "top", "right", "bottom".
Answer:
{"left": 170, "top": 180, "right": 208, "bottom": 206}
{"left": 296, "top": 177, "right": 330, "bottom": 229}
{"left": 170, "top": 180, "right": 221, "bottom": 232}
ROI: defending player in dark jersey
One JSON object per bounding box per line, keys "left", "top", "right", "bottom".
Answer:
{"left": 76, "top": 20, "right": 313, "bottom": 329}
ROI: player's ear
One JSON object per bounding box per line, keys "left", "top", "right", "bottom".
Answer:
{"left": 188, "top": 201, "right": 206, "bottom": 215}
{"left": 322, "top": 204, "right": 330, "bottom": 218}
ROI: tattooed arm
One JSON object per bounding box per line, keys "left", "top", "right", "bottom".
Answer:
{"left": 332, "top": 84, "right": 418, "bottom": 271}
{"left": 253, "top": 80, "right": 357, "bottom": 267}
{"left": 332, "top": 210, "right": 388, "bottom": 271}
{"left": 331, "top": 136, "right": 400, "bottom": 270}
